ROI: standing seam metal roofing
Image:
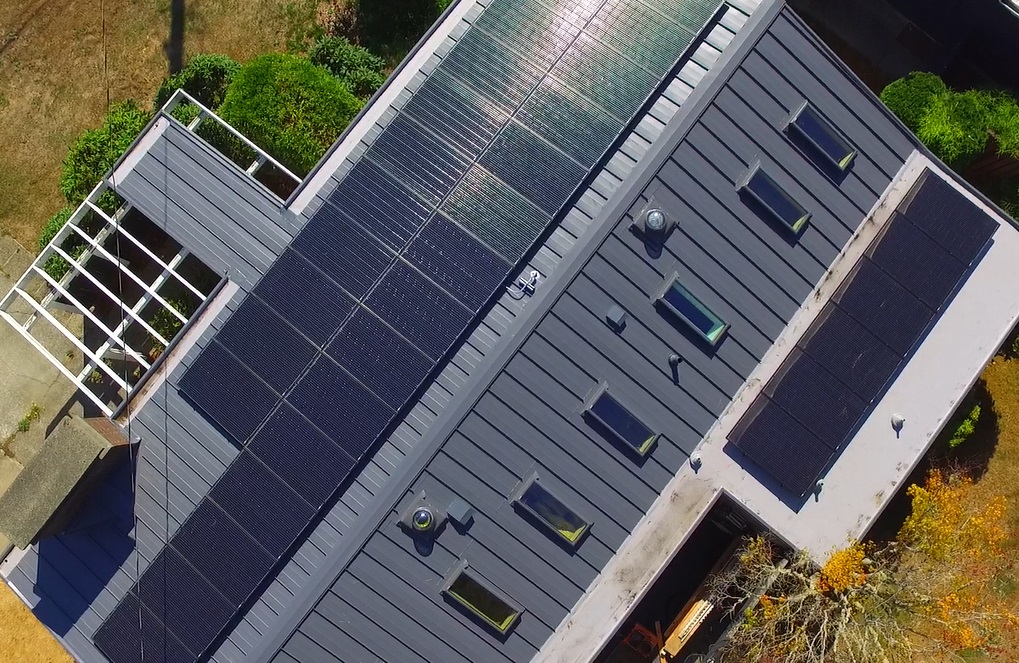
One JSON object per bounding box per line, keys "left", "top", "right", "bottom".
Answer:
{"left": 3, "top": 1, "right": 761, "bottom": 663}
{"left": 262, "top": 2, "right": 919, "bottom": 661}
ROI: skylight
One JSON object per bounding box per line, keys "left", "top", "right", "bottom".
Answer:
{"left": 741, "top": 164, "right": 811, "bottom": 234}
{"left": 656, "top": 275, "right": 729, "bottom": 347}
{"left": 585, "top": 384, "right": 658, "bottom": 457}
{"left": 787, "top": 101, "right": 856, "bottom": 170}
{"left": 513, "top": 475, "right": 590, "bottom": 545}
{"left": 443, "top": 564, "right": 522, "bottom": 634}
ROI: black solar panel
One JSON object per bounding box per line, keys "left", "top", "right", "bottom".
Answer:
{"left": 322, "top": 158, "right": 431, "bottom": 252}
{"left": 94, "top": 594, "right": 194, "bottom": 663}
{"left": 766, "top": 349, "right": 868, "bottom": 450}
{"left": 364, "top": 114, "right": 474, "bottom": 206}
{"left": 252, "top": 249, "right": 355, "bottom": 347}
{"left": 730, "top": 398, "right": 835, "bottom": 496}
{"left": 473, "top": 0, "right": 581, "bottom": 70}
{"left": 551, "top": 32, "right": 659, "bottom": 121}
{"left": 286, "top": 355, "right": 395, "bottom": 457}
{"left": 208, "top": 451, "right": 315, "bottom": 559}
{"left": 247, "top": 403, "right": 357, "bottom": 509}
{"left": 213, "top": 297, "right": 317, "bottom": 394}
{"left": 587, "top": 0, "right": 697, "bottom": 75}
{"left": 869, "top": 213, "right": 966, "bottom": 310}
{"left": 135, "top": 548, "right": 234, "bottom": 658}
{"left": 834, "top": 258, "right": 934, "bottom": 357}
{"left": 178, "top": 341, "right": 278, "bottom": 446}
{"left": 517, "top": 78, "right": 619, "bottom": 168}
{"left": 290, "top": 202, "right": 395, "bottom": 300}
{"left": 364, "top": 261, "right": 473, "bottom": 360}
{"left": 902, "top": 170, "right": 998, "bottom": 264}
{"left": 169, "top": 500, "right": 274, "bottom": 607}
{"left": 442, "top": 167, "right": 551, "bottom": 262}
{"left": 405, "top": 216, "right": 512, "bottom": 312}
{"left": 799, "top": 304, "right": 901, "bottom": 401}
{"left": 326, "top": 309, "right": 434, "bottom": 409}
{"left": 402, "top": 70, "right": 508, "bottom": 163}
{"left": 480, "top": 120, "right": 587, "bottom": 216}
{"left": 438, "top": 28, "right": 544, "bottom": 114}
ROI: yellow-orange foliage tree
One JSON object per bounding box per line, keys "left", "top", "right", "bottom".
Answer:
{"left": 708, "top": 469, "right": 1017, "bottom": 662}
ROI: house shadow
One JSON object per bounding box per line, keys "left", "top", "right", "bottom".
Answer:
{"left": 28, "top": 454, "right": 136, "bottom": 637}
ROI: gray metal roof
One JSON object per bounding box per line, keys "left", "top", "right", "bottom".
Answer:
{"left": 3, "top": 1, "right": 773, "bottom": 661}
{"left": 261, "top": 3, "right": 919, "bottom": 661}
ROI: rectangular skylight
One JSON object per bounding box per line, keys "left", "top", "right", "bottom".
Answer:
{"left": 787, "top": 101, "right": 856, "bottom": 170}
{"left": 740, "top": 163, "right": 811, "bottom": 234}
{"left": 657, "top": 275, "right": 729, "bottom": 347}
{"left": 513, "top": 474, "right": 590, "bottom": 545}
{"left": 585, "top": 383, "right": 658, "bottom": 457}
{"left": 443, "top": 563, "right": 522, "bottom": 634}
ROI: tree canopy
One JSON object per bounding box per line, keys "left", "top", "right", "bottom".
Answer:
{"left": 711, "top": 468, "right": 1017, "bottom": 662}
{"left": 219, "top": 53, "right": 363, "bottom": 175}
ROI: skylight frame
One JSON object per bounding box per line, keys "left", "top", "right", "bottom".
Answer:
{"left": 786, "top": 101, "right": 857, "bottom": 171}
{"left": 584, "top": 382, "right": 659, "bottom": 457}
{"left": 442, "top": 561, "right": 522, "bottom": 635}
{"left": 511, "top": 473, "right": 591, "bottom": 546}
{"left": 655, "top": 273, "right": 729, "bottom": 347}
{"left": 739, "top": 162, "right": 812, "bottom": 235}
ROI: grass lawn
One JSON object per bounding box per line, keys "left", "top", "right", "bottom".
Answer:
{"left": 0, "top": 0, "right": 319, "bottom": 250}
{"left": 0, "top": 578, "right": 70, "bottom": 662}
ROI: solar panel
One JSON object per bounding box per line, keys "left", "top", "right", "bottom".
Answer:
{"left": 473, "top": 0, "right": 581, "bottom": 70}
{"left": 247, "top": 402, "right": 357, "bottom": 510}
{"left": 480, "top": 120, "right": 587, "bottom": 216}
{"left": 730, "top": 398, "right": 835, "bottom": 496}
{"left": 404, "top": 216, "right": 512, "bottom": 312}
{"left": 286, "top": 355, "right": 395, "bottom": 457}
{"left": 550, "top": 32, "right": 659, "bottom": 121}
{"left": 208, "top": 451, "right": 315, "bottom": 559}
{"left": 178, "top": 341, "right": 279, "bottom": 447}
{"left": 252, "top": 249, "right": 355, "bottom": 347}
{"left": 326, "top": 308, "right": 434, "bottom": 409}
{"left": 94, "top": 594, "right": 195, "bottom": 663}
{"left": 517, "top": 78, "right": 619, "bottom": 168}
{"left": 290, "top": 202, "right": 395, "bottom": 300}
{"left": 586, "top": 0, "right": 697, "bottom": 75}
{"left": 438, "top": 27, "right": 544, "bottom": 114}
{"left": 799, "top": 304, "right": 901, "bottom": 401}
{"left": 364, "top": 114, "right": 474, "bottom": 206}
{"left": 765, "top": 349, "right": 868, "bottom": 449}
{"left": 442, "top": 168, "right": 551, "bottom": 262}
{"left": 213, "top": 297, "right": 317, "bottom": 394}
{"left": 169, "top": 499, "right": 274, "bottom": 607}
{"left": 135, "top": 548, "right": 234, "bottom": 658}
{"left": 364, "top": 261, "right": 473, "bottom": 360}
{"left": 402, "top": 69, "right": 508, "bottom": 163}
{"left": 833, "top": 258, "right": 934, "bottom": 357}
{"left": 902, "top": 169, "right": 998, "bottom": 264}
{"left": 868, "top": 212, "right": 967, "bottom": 310}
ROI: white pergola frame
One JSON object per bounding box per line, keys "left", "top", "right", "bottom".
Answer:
{"left": 0, "top": 91, "right": 299, "bottom": 416}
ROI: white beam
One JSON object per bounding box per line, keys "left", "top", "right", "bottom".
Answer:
{"left": 0, "top": 310, "right": 112, "bottom": 416}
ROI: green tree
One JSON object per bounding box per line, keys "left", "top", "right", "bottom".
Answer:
{"left": 917, "top": 89, "right": 993, "bottom": 166}
{"left": 879, "top": 71, "right": 948, "bottom": 133}
{"left": 153, "top": 54, "right": 241, "bottom": 110}
{"left": 219, "top": 54, "right": 362, "bottom": 175}
{"left": 59, "top": 101, "right": 149, "bottom": 206}
{"left": 308, "top": 36, "right": 387, "bottom": 98}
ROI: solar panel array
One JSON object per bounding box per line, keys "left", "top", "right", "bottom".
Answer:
{"left": 730, "top": 170, "right": 998, "bottom": 496}
{"left": 94, "top": 0, "right": 720, "bottom": 659}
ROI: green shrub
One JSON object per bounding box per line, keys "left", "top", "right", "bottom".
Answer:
{"left": 38, "top": 207, "right": 75, "bottom": 252}
{"left": 987, "top": 93, "right": 1019, "bottom": 158}
{"left": 308, "top": 36, "right": 387, "bottom": 98}
{"left": 219, "top": 54, "right": 362, "bottom": 175}
{"left": 948, "top": 404, "right": 981, "bottom": 448}
{"left": 59, "top": 101, "right": 150, "bottom": 205}
{"left": 149, "top": 298, "right": 195, "bottom": 351}
{"left": 916, "top": 90, "right": 991, "bottom": 166}
{"left": 880, "top": 71, "right": 948, "bottom": 132}
{"left": 153, "top": 54, "right": 241, "bottom": 110}
{"left": 436, "top": 0, "right": 453, "bottom": 10}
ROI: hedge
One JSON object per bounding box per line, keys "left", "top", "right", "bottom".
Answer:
{"left": 879, "top": 71, "right": 948, "bottom": 133}
{"left": 219, "top": 54, "right": 362, "bottom": 175}
{"left": 308, "top": 36, "right": 387, "bottom": 99}
{"left": 59, "top": 101, "right": 150, "bottom": 205}
{"left": 153, "top": 54, "right": 241, "bottom": 110}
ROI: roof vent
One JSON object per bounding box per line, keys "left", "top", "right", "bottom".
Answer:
{"left": 399, "top": 490, "right": 447, "bottom": 542}
{"left": 639, "top": 208, "right": 674, "bottom": 238}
